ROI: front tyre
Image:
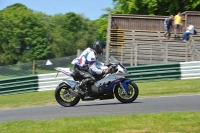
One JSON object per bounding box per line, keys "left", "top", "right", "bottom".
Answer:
{"left": 55, "top": 83, "right": 80, "bottom": 107}
{"left": 114, "top": 82, "right": 139, "bottom": 103}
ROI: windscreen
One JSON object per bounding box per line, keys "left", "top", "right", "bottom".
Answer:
{"left": 109, "top": 56, "right": 119, "bottom": 64}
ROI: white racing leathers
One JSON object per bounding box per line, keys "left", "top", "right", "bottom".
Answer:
{"left": 71, "top": 48, "right": 105, "bottom": 75}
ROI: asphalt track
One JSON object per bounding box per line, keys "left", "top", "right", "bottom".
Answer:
{"left": 0, "top": 94, "right": 200, "bottom": 122}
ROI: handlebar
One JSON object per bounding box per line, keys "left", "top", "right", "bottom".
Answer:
{"left": 102, "top": 64, "right": 118, "bottom": 77}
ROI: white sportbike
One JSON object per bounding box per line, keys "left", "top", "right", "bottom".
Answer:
{"left": 54, "top": 56, "right": 139, "bottom": 107}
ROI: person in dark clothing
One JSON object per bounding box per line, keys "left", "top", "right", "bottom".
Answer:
{"left": 163, "top": 15, "right": 174, "bottom": 40}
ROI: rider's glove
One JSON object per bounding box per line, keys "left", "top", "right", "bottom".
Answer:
{"left": 109, "top": 65, "right": 118, "bottom": 73}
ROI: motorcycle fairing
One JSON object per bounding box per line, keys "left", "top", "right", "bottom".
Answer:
{"left": 62, "top": 79, "right": 78, "bottom": 88}
{"left": 94, "top": 74, "right": 124, "bottom": 87}
{"left": 99, "top": 78, "right": 132, "bottom": 92}
{"left": 55, "top": 67, "right": 73, "bottom": 76}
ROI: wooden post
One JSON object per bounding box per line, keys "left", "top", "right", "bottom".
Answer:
{"left": 32, "top": 60, "right": 36, "bottom": 75}
{"left": 131, "top": 43, "right": 133, "bottom": 66}
{"left": 186, "top": 41, "right": 189, "bottom": 62}
{"left": 106, "top": 13, "right": 111, "bottom": 64}
{"left": 192, "top": 46, "right": 195, "bottom": 61}
{"left": 131, "top": 30, "right": 135, "bottom": 66}
{"left": 121, "top": 45, "right": 123, "bottom": 64}
{"left": 190, "top": 41, "right": 195, "bottom": 61}
{"left": 77, "top": 49, "right": 81, "bottom": 57}
{"left": 158, "top": 31, "right": 162, "bottom": 42}
{"left": 134, "top": 44, "right": 138, "bottom": 66}
{"left": 150, "top": 44, "right": 152, "bottom": 64}
{"left": 164, "top": 43, "right": 168, "bottom": 64}
{"left": 185, "top": 14, "right": 187, "bottom": 28}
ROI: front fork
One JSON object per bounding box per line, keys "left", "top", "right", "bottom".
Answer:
{"left": 119, "top": 79, "right": 132, "bottom": 94}
{"left": 119, "top": 82, "right": 128, "bottom": 94}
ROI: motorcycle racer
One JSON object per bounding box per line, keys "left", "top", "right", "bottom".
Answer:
{"left": 71, "top": 41, "right": 109, "bottom": 94}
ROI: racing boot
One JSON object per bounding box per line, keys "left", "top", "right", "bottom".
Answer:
{"left": 75, "top": 83, "right": 93, "bottom": 100}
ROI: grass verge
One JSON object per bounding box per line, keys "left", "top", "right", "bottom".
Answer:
{"left": 0, "top": 112, "right": 200, "bottom": 133}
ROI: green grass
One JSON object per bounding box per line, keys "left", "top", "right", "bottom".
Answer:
{"left": 0, "top": 112, "right": 200, "bottom": 133}
{"left": 0, "top": 78, "right": 200, "bottom": 110}
{"left": 0, "top": 91, "right": 56, "bottom": 110}
{"left": 137, "top": 78, "right": 200, "bottom": 97}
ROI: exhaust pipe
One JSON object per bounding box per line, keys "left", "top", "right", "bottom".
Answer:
{"left": 69, "top": 89, "right": 79, "bottom": 97}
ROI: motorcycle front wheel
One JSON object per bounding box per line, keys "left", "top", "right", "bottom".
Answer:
{"left": 114, "top": 81, "right": 139, "bottom": 103}
{"left": 55, "top": 83, "right": 80, "bottom": 107}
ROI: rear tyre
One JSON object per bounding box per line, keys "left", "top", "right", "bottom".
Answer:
{"left": 114, "top": 82, "right": 139, "bottom": 103}
{"left": 55, "top": 83, "right": 80, "bottom": 107}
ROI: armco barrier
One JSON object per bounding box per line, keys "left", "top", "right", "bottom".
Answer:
{"left": 37, "top": 73, "right": 73, "bottom": 91}
{"left": 1, "top": 61, "right": 200, "bottom": 95}
{"left": 0, "top": 73, "right": 73, "bottom": 95}
{"left": 0, "top": 75, "right": 39, "bottom": 94}
{"left": 125, "top": 61, "right": 200, "bottom": 81}
{"left": 180, "top": 61, "right": 200, "bottom": 79}
{"left": 125, "top": 63, "right": 181, "bottom": 81}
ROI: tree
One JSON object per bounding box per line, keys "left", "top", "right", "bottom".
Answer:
{"left": 94, "top": 14, "right": 109, "bottom": 42}
{"left": 112, "top": 0, "right": 200, "bottom": 16}
{"left": 0, "top": 3, "right": 52, "bottom": 64}
{"left": 50, "top": 12, "right": 97, "bottom": 57}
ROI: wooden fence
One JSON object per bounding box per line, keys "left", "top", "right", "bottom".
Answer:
{"left": 109, "top": 29, "right": 200, "bottom": 66}
{"left": 106, "top": 11, "right": 200, "bottom": 65}
{"left": 109, "top": 11, "right": 200, "bottom": 32}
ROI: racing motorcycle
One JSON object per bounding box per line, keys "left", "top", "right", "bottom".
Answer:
{"left": 54, "top": 56, "right": 139, "bottom": 107}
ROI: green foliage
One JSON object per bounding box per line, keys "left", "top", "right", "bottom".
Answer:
{"left": 50, "top": 12, "right": 96, "bottom": 57}
{"left": 94, "top": 14, "right": 109, "bottom": 42}
{"left": 0, "top": 4, "right": 52, "bottom": 64}
{"left": 112, "top": 0, "right": 200, "bottom": 15}
{"left": 0, "top": 3, "right": 98, "bottom": 65}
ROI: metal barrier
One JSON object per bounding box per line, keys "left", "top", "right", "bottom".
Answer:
{"left": 1, "top": 61, "right": 200, "bottom": 95}
{"left": 37, "top": 73, "right": 73, "bottom": 91}
{"left": 180, "top": 61, "right": 200, "bottom": 79}
{"left": 125, "top": 63, "right": 181, "bottom": 81}
{"left": 125, "top": 61, "right": 200, "bottom": 81}
{"left": 0, "top": 73, "right": 73, "bottom": 95}
{"left": 0, "top": 75, "right": 39, "bottom": 94}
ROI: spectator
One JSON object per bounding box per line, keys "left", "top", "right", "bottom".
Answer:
{"left": 163, "top": 15, "right": 174, "bottom": 40}
{"left": 182, "top": 23, "right": 194, "bottom": 41}
{"left": 174, "top": 12, "right": 183, "bottom": 37}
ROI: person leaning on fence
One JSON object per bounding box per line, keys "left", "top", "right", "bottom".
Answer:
{"left": 182, "top": 23, "right": 194, "bottom": 41}
{"left": 163, "top": 15, "right": 174, "bottom": 40}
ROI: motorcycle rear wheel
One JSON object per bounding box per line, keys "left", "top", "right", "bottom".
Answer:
{"left": 55, "top": 83, "right": 80, "bottom": 107}
{"left": 114, "top": 81, "right": 139, "bottom": 103}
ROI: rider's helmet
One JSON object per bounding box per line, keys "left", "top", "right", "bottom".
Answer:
{"left": 93, "top": 41, "right": 106, "bottom": 55}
